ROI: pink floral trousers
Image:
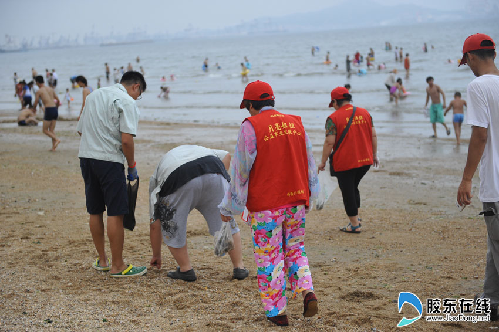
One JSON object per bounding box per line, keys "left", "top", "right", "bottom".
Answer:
{"left": 249, "top": 205, "right": 314, "bottom": 317}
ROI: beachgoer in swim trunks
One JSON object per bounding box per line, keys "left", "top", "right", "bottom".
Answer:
{"left": 425, "top": 76, "right": 450, "bottom": 138}
{"left": 445, "top": 91, "right": 467, "bottom": 145}
{"left": 32, "top": 76, "right": 61, "bottom": 151}
{"left": 18, "top": 108, "right": 38, "bottom": 126}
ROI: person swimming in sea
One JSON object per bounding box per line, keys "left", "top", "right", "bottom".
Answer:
{"left": 158, "top": 86, "right": 170, "bottom": 99}
{"left": 244, "top": 56, "right": 251, "bottom": 69}
{"left": 240, "top": 63, "right": 249, "bottom": 83}
{"left": 325, "top": 52, "right": 331, "bottom": 64}
{"left": 389, "top": 78, "right": 404, "bottom": 106}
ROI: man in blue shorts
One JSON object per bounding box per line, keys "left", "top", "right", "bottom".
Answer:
{"left": 425, "top": 76, "right": 451, "bottom": 138}
{"left": 33, "top": 76, "right": 61, "bottom": 151}
{"left": 445, "top": 92, "right": 467, "bottom": 145}
{"left": 77, "top": 71, "right": 147, "bottom": 277}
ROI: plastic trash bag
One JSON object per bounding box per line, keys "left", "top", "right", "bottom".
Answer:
{"left": 315, "top": 170, "right": 338, "bottom": 210}
{"left": 123, "top": 178, "right": 139, "bottom": 231}
{"left": 214, "top": 220, "right": 234, "bottom": 256}
{"left": 422, "top": 108, "right": 429, "bottom": 118}
{"left": 241, "top": 207, "right": 249, "bottom": 223}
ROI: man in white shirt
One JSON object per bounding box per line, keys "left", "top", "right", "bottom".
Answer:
{"left": 457, "top": 33, "right": 499, "bottom": 321}
{"left": 52, "top": 69, "right": 58, "bottom": 88}
{"left": 148, "top": 145, "right": 248, "bottom": 282}
{"left": 77, "top": 71, "right": 147, "bottom": 277}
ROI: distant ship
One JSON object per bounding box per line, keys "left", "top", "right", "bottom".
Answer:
{"left": 0, "top": 35, "right": 28, "bottom": 53}
{"left": 100, "top": 39, "right": 153, "bottom": 47}
{"left": 0, "top": 46, "right": 28, "bottom": 53}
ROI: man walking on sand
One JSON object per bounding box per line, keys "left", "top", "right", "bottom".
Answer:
{"left": 32, "top": 76, "right": 61, "bottom": 151}
{"left": 77, "top": 71, "right": 147, "bottom": 277}
{"left": 457, "top": 33, "right": 499, "bottom": 321}
{"left": 425, "top": 76, "right": 450, "bottom": 138}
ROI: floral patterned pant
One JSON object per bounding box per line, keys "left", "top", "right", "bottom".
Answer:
{"left": 249, "top": 205, "right": 314, "bottom": 317}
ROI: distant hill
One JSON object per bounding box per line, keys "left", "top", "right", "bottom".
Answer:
{"left": 220, "top": 0, "right": 471, "bottom": 35}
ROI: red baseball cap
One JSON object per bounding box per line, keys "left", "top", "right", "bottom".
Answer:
{"left": 329, "top": 86, "right": 350, "bottom": 107}
{"left": 459, "top": 33, "right": 495, "bottom": 67}
{"left": 240, "top": 80, "right": 275, "bottom": 109}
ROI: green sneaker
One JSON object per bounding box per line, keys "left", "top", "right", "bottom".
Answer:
{"left": 110, "top": 264, "right": 147, "bottom": 278}
{"left": 92, "top": 258, "right": 110, "bottom": 272}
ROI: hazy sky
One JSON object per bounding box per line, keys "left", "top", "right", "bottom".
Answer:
{"left": 1, "top": 0, "right": 468, "bottom": 40}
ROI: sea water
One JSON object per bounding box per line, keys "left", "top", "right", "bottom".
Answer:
{"left": 1, "top": 19, "right": 498, "bottom": 138}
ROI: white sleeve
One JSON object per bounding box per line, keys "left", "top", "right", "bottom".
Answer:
{"left": 211, "top": 149, "right": 229, "bottom": 160}
{"left": 466, "top": 82, "right": 489, "bottom": 128}
{"left": 149, "top": 168, "right": 159, "bottom": 221}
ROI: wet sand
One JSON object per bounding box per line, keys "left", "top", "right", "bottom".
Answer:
{"left": 0, "top": 116, "right": 496, "bottom": 331}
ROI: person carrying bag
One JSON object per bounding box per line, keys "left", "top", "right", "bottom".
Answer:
{"left": 318, "top": 86, "right": 379, "bottom": 234}
{"left": 329, "top": 106, "right": 357, "bottom": 177}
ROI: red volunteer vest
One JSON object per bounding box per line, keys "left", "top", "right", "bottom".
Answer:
{"left": 328, "top": 105, "right": 373, "bottom": 172}
{"left": 245, "top": 109, "right": 309, "bottom": 212}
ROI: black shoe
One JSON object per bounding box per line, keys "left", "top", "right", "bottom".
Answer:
{"left": 491, "top": 304, "right": 499, "bottom": 321}
{"left": 167, "top": 267, "right": 197, "bottom": 282}
{"left": 233, "top": 267, "right": 249, "bottom": 280}
{"left": 267, "top": 315, "right": 288, "bottom": 326}
{"left": 474, "top": 294, "right": 498, "bottom": 321}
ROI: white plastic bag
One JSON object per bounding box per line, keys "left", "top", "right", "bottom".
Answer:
{"left": 315, "top": 170, "right": 338, "bottom": 210}
{"left": 214, "top": 220, "right": 235, "bottom": 256}
{"left": 422, "top": 108, "right": 429, "bottom": 118}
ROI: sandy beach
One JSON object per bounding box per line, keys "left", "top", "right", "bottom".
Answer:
{"left": 0, "top": 113, "right": 497, "bottom": 331}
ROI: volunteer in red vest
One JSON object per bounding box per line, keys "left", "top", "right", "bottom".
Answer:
{"left": 219, "top": 81, "right": 320, "bottom": 327}
{"left": 318, "top": 86, "right": 379, "bottom": 234}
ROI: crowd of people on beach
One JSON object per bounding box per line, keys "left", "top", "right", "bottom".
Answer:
{"left": 69, "top": 33, "right": 499, "bottom": 327}
{"left": 13, "top": 56, "right": 147, "bottom": 152}
{"left": 9, "top": 32, "right": 499, "bottom": 326}
{"left": 334, "top": 40, "right": 470, "bottom": 145}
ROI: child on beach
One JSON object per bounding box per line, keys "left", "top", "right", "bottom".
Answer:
{"left": 240, "top": 63, "right": 249, "bottom": 82}
{"left": 444, "top": 92, "right": 467, "bottom": 145}
{"left": 366, "top": 55, "right": 373, "bottom": 69}
{"left": 390, "top": 78, "right": 403, "bottom": 106}
{"left": 65, "top": 89, "right": 72, "bottom": 107}
{"left": 158, "top": 86, "right": 170, "bottom": 99}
